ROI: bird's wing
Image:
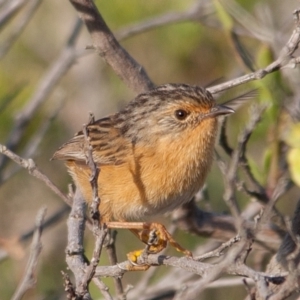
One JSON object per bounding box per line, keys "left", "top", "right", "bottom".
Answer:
{"left": 52, "top": 117, "right": 129, "bottom": 166}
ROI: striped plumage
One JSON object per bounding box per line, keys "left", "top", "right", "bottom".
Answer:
{"left": 53, "top": 84, "right": 233, "bottom": 222}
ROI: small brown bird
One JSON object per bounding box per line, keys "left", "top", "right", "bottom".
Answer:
{"left": 53, "top": 83, "right": 234, "bottom": 268}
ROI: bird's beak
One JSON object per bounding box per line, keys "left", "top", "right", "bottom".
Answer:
{"left": 207, "top": 105, "right": 235, "bottom": 118}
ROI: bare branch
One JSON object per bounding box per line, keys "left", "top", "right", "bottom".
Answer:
{"left": 91, "top": 278, "right": 113, "bottom": 300}
{"left": 94, "top": 252, "right": 286, "bottom": 286}
{"left": 207, "top": 9, "right": 300, "bottom": 94}
{"left": 0, "top": 18, "right": 82, "bottom": 170}
{"left": 115, "top": 1, "right": 213, "bottom": 41}
{"left": 83, "top": 114, "right": 101, "bottom": 222}
{"left": 65, "top": 188, "right": 91, "bottom": 299}
{"left": 0, "top": 0, "right": 42, "bottom": 59}
{"left": 237, "top": 105, "right": 269, "bottom": 202}
{"left": 11, "top": 207, "right": 47, "bottom": 300}
{"left": 61, "top": 271, "right": 77, "bottom": 299}
{"left": 1, "top": 98, "right": 63, "bottom": 184}
{"left": 174, "top": 239, "right": 248, "bottom": 299}
{"left": 0, "top": 205, "right": 69, "bottom": 263}
{"left": 0, "top": 144, "right": 71, "bottom": 206}
{"left": 69, "top": 0, "right": 154, "bottom": 93}
{"left": 1, "top": 2, "right": 299, "bottom": 298}
{"left": 172, "top": 200, "right": 282, "bottom": 252}
{"left": 81, "top": 225, "right": 110, "bottom": 300}
{"left": 77, "top": 117, "right": 111, "bottom": 299}
{"left": 0, "top": 0, "right": 27, "bottom": 29}
{"left": 194, "top": 235, "right": 241, "bottom": 261}
{"left": 105, "top": 231, "right": 124, "bottom": 298}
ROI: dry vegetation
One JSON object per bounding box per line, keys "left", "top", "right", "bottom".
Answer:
{"left": 1, "top": 0, "right": 300, "bottom": 299}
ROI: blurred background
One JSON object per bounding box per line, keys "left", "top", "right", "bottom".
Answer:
{"left": 0, "top": 0, "right": 300, "bottom": 299}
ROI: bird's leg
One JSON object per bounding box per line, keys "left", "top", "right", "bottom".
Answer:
{"left": 107, "top": 222, "right": 192, "bottom": 271}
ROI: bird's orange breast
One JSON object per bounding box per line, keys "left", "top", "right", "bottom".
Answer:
{"left": 67, "top": 117, "right": 217, "bottom": 222}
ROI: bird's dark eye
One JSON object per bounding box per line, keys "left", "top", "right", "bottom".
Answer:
{"left": 175, "top": 109, "right": 189, "bottom": 120}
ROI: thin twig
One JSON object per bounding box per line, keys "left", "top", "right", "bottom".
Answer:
{"left": 0, "top": 144, "right": 71, "bottom": 206}
{"left": 0, "top": 97, "right": 63, "bottom": 184}
{"left": 0, "top": 0, "right": 42, "bottom": 59}
{"left": 91, "top": 278, "right": 113, "bottom": 300}
{"left": 61, "top": 271, "right": 77, "bottom": 299}
{"left": 115, "top": 1, "right": 213, "bottom": 41}
{"left": 219, "top": 137, "right": 241, "bottom": 229}
{"left": 81, "top": 228, "right": 111, "bottom": 300}
{"left": 236, "top": 105, "right": 269, "bottom": 204}
{"left": 217, "top": 105, "right": 267, "bottom": 229}
{"left": 11, "top": 207, "right": 47, "bottom": 300}
{"left": 219, "top": 104, "right": 268, "bottom": 204}
{"left": 76, "top": 114, "right": 111, "bottom": 299}
{"left": 105, "top": 230, "right": 125, "bottom": 299}
{"left": 114, "top": 1, "right": 263, "bottom": 43}
{"left": 207, "top": 9, "right": 300, "bottom": 94}
{"left": 0, "top": 0, "right": 26, "bottom": 29}
{"left": 194, "top": 235, "right": 241, "bottom": 261}
{"left": 83, "top": 113, "right": 101, "bottom": 222}
{"left": 172, "top": 200, "right": 282, "bottom": 251}
{"left": 174, "top": 238, "right": 249, "bottom": 299}
{"left": 0, "top": 205, "right": 69, "bottom": 262}
{"left": 0, "top": 18, "right": 82, "bottom": 170}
